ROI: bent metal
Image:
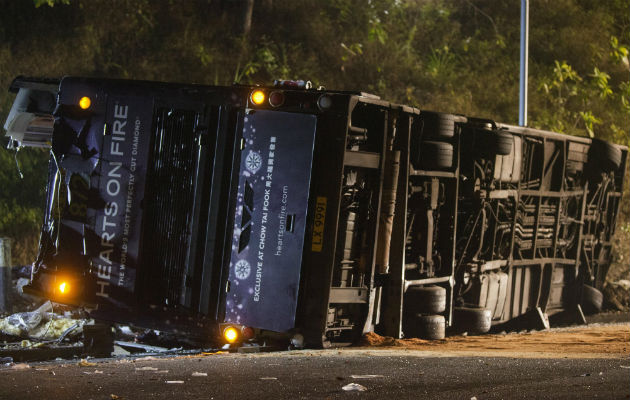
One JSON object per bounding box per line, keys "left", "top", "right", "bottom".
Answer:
{"left": 3, "top": 76, "right": 626, "bottom": 348}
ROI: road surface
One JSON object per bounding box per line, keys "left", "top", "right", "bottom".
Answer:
{"left": 0, "top": 323, "right": 628, "bottom": 399}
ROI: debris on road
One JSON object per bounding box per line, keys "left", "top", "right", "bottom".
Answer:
{"left": 115, "top": 341, "right": 170, "bottom": 354}
{"left": 0, "top": 301, "right": 53, "bottom": 336}
{"left": 78, "top": 359, "right": 97, "bottom": 367}
{"left": 342, "top": 383, "right": 367, "bottom": 392}
{"left": 202, "top": 351, "right": 227, "bottom": 356}
{"left": 135, "top": 366, "right": 158, "bottom": 371}
{"left": 134, "top": 356, "right": 160, "bottom": 362}
{"left": 0, "top": 299, "right": 90, "bottom": 362}
{"left": 603, "top": 279, "right": 630, "bottom": 311}
{"left": 83, "top": 369, "right": 104, "bottom": 375}
{"left": 1, "top": 294, "right": 210, "bottom": 363}
{"left": 357, "top": 324, "right": 629, "bottom": 357}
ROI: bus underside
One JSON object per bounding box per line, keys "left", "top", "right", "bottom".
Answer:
{"left": 4, "top": 76, "right": 627, "bottom": 347}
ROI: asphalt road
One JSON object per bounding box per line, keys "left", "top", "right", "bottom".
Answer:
{"left": 1, "top": 349, "right": 629, "bottom": 399}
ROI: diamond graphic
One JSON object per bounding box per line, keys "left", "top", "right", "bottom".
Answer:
{"left": 234, "top": 259, "right": 251, "bottom": 280}
{"left": 245, "top": 150, "right": 262, "bottom": 174}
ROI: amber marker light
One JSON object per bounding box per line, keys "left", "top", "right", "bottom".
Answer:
{"left": 250, "top": 90, "right": 266, "bottom": 105}
{"left": 79, "top": 96, "right": 91, "bottom": 110}
{"left": 58, "top": 281, "right": 69, "bottom": 294}
{"left": 223, "top": 326, "right": 239, "bottom": 343}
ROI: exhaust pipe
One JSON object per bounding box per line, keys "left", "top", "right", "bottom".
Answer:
{"left": 376, "top": 149, "right": 400, "bottom": 274}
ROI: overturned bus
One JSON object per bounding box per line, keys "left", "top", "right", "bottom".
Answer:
{"left": 3, "top": 76, "right": 627, "bottom": 347}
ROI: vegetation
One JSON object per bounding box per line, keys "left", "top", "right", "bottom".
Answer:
{"left": 0, "top": 0, "right": 628, "bottom": 265}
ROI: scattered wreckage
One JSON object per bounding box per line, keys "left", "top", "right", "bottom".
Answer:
{"left": 2, "top": 76, "right": 626, "bottom": 354}
{"left": 0, "top": 294, "right": 209, "bottom": 362}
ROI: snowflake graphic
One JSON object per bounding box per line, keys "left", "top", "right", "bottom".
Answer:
{"left": 234, "top": 259, "right": 251, "bottom": 280}
{"left": 245, "top": 150, "right": 262, "bottom": 174}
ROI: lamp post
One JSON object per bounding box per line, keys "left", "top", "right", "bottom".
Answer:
{"left": 519, "top": 0, "right": 529, "bottom": 127}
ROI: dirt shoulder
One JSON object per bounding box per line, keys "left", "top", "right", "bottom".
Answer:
{"left": 352, "top": 323, "right": 630, "bottom": 359}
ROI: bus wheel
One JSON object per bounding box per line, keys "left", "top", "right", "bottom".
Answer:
{"left": 417, "top": 141, "right": 453, "bottom": 170}
{"left": 454, "top": 307, "right": 492, "bottom": 334}
{"left": 477, "top": 130, "right": 512, "bottom": 156}
{"left": 405, "top": 285, "right": 447, "bottom": 314}
{"left": 405, "top": 314, "right": 446, "bottom": 340}
{"left": 419, "top": 112, "right": 455, "bottom": 139}
{"left": 589, "top": 139, "right": 621, "bottom": 173}
{"left": 580, "top": 284, "right": 603, "bottom": 315}
{"left": 491, "top": 131, "right": 513, "bottom": 155}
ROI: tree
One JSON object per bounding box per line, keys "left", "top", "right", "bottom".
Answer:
{"left": 240, "top": 0, "right": 255, "bottom": 36}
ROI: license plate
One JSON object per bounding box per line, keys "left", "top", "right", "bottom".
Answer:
{"left": 311, "top": 196, "right": 327, "bottom": 252}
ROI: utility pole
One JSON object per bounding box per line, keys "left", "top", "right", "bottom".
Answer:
{"left": 519, "top": 0, "right": 529, "bottom": 127}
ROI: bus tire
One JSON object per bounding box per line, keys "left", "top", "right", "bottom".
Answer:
{"left": 420, "top": 112, "right": 455, "bottom": 139}
{"left": 454, "top": 307, "right": 492, "bottom": 334}
{"left": 590, "top": 139, "right": 621, "bottom": 172}
{"left": 477, "top": 130, "right": 512, "bottom": 156}
{"left": 405, "top": 285, "right": 447, "bottom": 315}
{"left": 418, "top": 141, "right": 453, "bottom": 170}
{"left": 491, "top": 131, "right": 513, "bottom": 155}
{"left": 581, "top": 284, "right": 603, "bottom": 315}
{"left": 405, "top": 314, "right": 446, "bottom": 340}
